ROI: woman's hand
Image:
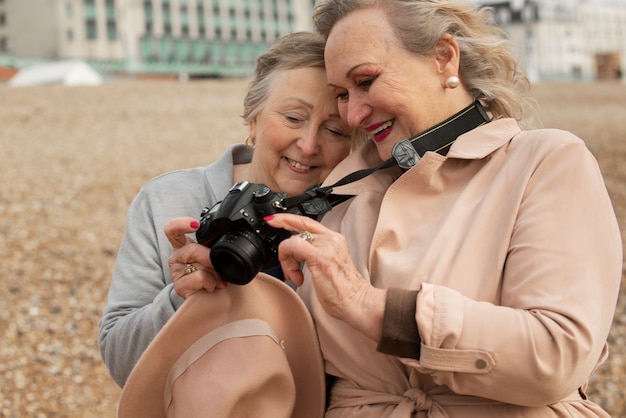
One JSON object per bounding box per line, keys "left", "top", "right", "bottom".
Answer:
{"left": 164, "top": 217, "right": 227, "bottom": 299}
{"left": 264, "top": 214, "right": 387, "bottom": 343}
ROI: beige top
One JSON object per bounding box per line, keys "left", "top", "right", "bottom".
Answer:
{"left": 299, "top": 119, "right": 622, "bottom": 417}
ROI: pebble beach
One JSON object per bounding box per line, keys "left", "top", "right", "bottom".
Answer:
{"left": 0, "top": 78, "right": 624, "bottom": 417}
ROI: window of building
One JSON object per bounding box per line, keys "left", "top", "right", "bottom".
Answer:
{"left": 144, "top": 1, "right": 153, "bottom": 18}
{"left": 84, "top": 0, "right": 96, "bottom": 19}
{"left": 197, "top": 3, "right": 205, "bottom": 37}
{"left": 260, "top": 16, "right": 266, "bottom": 41}
{"left": 163, "top": 3, "right": 171, "bottom": 22}
{"left": 229, "top": 7, "right": 236, "bottom": 39}
{"left": 67, "top": 29, "right": 73, "bottom": 41}
{"left": 144, "top": 0, "right": 153, "bottom": 34}
{"left": 66, "top": 3, "right": 73, "bottom": 18}
{"left": 243, "top": 0, "right": 251, "bottom": 32}
{"left": 84, "top": 0, "right": 97, "bottom": 40}
{"left": 107, "top": 21, "right": 117, "bottom": 40}
{"left": 180, "top": 3, "right": 189, "bottom": 36}
{"left": 163, "top": 2, "right": 172, "bottom": 35}
{"left": 106, "top": 0, "right": 117, "bottom": 41}
{"left": 86, "top": 19, "right": 97, "bottom": 40}
{"left": 0, "top": 13, "right": 5, "bottom": 25}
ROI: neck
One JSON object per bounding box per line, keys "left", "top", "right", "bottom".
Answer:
{"left": 392, "top": 101, "right": 490, "bottom": 170}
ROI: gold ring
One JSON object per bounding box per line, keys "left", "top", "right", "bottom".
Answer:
{"left": 300, "top": 231, "right": 314, "bottom": 243}
{"left": 184, "top": 263, "right": 196, "bottom": 275}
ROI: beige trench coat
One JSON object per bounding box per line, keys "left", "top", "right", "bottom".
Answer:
{"left": 298, "top": 119, "right": 622, "bottom": 417}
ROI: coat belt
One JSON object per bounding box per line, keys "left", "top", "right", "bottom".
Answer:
{"left": 328, "top": 383, "right": 583, "bottom": 417}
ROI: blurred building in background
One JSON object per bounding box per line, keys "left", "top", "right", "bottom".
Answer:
{"left": 0, "top": 0, "right": 624, "bottom": 81}
{"left": 0, "top": 0, "right": 316, "bottom": 78}
{"left": 477, "top": 0, "right": 625, "bottom": 82}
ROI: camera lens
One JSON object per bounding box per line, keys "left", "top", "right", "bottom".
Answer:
{"left": 210, "top": 229, "right": 267, "bottom": 285}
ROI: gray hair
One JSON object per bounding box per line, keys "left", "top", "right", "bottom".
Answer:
{"left": 242, "top": 31, "right": 367, "bottom": 147}
{"left": 313, "top": 0, "right": 536, "bottom": 126}
{"left": 242, "top": 32, "right": 327, "bottom": 123}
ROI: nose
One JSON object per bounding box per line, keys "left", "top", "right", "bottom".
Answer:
{"left": 344, "top": 95, "right": 372, "bottom": 128}
{"left": 296, "top": 128, "right": 320, "bottom": 156}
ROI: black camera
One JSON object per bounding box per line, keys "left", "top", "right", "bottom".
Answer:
{"left": 196, "top": 181, "right": 338, "bottom": 285}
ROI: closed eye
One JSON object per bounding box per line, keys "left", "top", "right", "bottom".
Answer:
{"left": 357, "top": 77, "right": 374, "bottom": 89}
{"left": 285, "top": 113, "right": 304, "bottom": 123}
{"left": 336, "top": 92, "right": 348, "bottom": 102}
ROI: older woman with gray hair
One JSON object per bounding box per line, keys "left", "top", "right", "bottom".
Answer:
{"left": 98, "top": 31, "right": 363, "bottom": 388}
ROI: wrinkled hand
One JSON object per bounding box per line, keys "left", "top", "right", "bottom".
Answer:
{"left": 264, "top": 214, "right": 386, "bottom": 342}
{"left": 164, "top": 217, "right": 227, "bottom": 299}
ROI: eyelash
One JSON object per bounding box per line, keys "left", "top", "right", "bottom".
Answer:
{"left": 285, "top": 114, "right": 303, "bottom": 123}
{"left": 357, "top": 78, "right": 374, "bottom": 88}
{"left": 327, "top": 127, "right": 346, "bottom": 137}
{"left": 335, "top": 76, "right": 375, "bottom": 101}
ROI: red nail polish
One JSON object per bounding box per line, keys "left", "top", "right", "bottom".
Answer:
{"left": 190, "top": 221, "right": 199, "bottom": 229}
{"left": 264, "top": 215, "right": 275, "bottom": 221}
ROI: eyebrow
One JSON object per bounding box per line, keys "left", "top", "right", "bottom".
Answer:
{"left": 284, "top": 97, "right": 313, "bottom": 109}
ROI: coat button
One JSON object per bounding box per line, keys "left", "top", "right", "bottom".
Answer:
{"left": 475, "top": 359, "right": 488, "bottom": 369}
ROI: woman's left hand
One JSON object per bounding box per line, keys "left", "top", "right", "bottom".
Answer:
{"left": 164, "top": 217, "right": 227, "bottom": 298}
{"left": 264, "top": 213, "right": 387, "bottom": 342}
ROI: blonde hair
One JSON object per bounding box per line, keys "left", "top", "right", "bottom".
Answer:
{"left": 314, "top": 0, "right": 537, "bottom": 126}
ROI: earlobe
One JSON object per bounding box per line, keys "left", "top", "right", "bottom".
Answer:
{"left": 248, "top": 118, "right": 257, "bottom": 139}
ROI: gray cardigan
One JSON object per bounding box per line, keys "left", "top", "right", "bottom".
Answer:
{"left": 98, "top": 144, "right": 253, "bottom": 387}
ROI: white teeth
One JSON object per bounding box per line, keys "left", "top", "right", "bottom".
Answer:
{"left": 287, "top": 158, "right": 312, "bottom": 170}
{"left": 373, "top": 120, "right": 393, "bottom": 136}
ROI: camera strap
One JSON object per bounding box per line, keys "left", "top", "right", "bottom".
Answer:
{"left": 284, "top": 101, "right": 490, "bottom": 214}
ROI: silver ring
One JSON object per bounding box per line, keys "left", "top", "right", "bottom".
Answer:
{"left": 184, "top": 263, "right": 197, "bottom": 275}
{"left": 300, "top": 231, "right": 314, "bottom": 243}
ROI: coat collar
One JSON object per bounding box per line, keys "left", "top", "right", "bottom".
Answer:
{"left": 448, "top": 118, "right": 520, "bottom": 159}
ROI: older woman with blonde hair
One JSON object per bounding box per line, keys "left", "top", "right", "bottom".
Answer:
{"left": 265, "top": 1, "right": 622, "bottom": 416}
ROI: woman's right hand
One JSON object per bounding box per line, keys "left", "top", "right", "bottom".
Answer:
{"left": 164, "top": 216, "right": 227, "bottom": 298}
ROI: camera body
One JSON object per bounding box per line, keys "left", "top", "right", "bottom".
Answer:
{"left": 196, "top": 181, "right": 333, "bottom": 285}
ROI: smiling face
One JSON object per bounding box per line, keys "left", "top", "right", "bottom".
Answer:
{"left": 247, "top": 66, "right": 352, "bottom": 196}
{"left": 324, "top": 7, "right": 467, "bottom": 160}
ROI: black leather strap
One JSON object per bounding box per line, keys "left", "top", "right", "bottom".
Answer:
{"left": 283, "top": 101, "right": 491, "bottom": 216}
{"left": 325, "top": 101, "right": 490, "bottom": 189}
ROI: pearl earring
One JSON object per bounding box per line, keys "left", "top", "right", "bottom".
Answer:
{"left": 445, "top": 76, "right": 460, "bottom": 89}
